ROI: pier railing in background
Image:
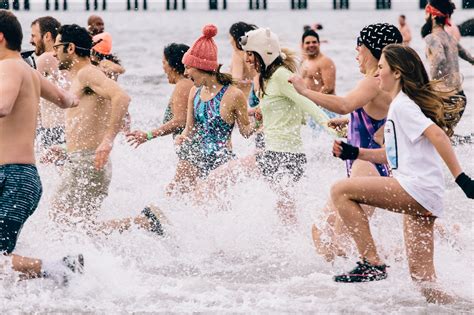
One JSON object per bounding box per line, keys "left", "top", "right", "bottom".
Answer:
{"left": 209, "top": 0, "right": 227, "bottom": 10}
{"left": 249, "top": 0, "right": 267, "bottom": 10}
{"left": 0, "top": 0, "right": 472, "bottom": 11}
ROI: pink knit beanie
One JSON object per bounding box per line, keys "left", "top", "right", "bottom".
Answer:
{"left": 182, "top": 24, "right": 218, "bottom": 72}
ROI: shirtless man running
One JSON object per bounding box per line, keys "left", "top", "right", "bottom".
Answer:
{"left": 50, "top": 24, "right": 130, "bottom": 229}
{"left": 30, "top": 16, "right": 67, "bottom": 151}
{"left": 300, "top": 29, "right": 336, "bottom": 95}
{"left": 0, "top": 10, "right": 82, "bottom": 280}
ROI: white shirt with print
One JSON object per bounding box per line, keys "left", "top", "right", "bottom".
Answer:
{"left": 384, "top": 92, "right": 445, "bottom": 217}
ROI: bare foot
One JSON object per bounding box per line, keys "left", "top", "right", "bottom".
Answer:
{"left": 311, "top": 224, "right": 346, "bottom": 262}
{"left": 421, "top": 287, "right": 456, "bottom": 304}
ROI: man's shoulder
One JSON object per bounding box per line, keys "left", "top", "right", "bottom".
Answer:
{"left": 77, "top": 63, "right": 106, "bottom": 81}
{"left": 319, "top": 54, "right": 335, "bottom": 67}
{"left": 0, "top": 58, "right": 31, "bottom": 78}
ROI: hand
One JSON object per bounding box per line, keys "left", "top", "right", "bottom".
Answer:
{"left": 332, "top": 140, "right": 359, "bottom": 160}
{"left": 40, "top": 145, "right": 67, "bottom": 164}
{"left": 95, "top": 138, "right": 113, "bottom": 170}
{"left": 65, "top": 92, "right": 80, "bottom": 108}
{"left": 254, "top": 107, "right": 263, "bottom": 121}
{"left": 175, "top": 134, "right": 189, "bottom": 146}
{"left": 288, "top": 75, "right": 308, "bottom": 95}
{"left": 126, "top": 130, "right": 147, "bottom": 148}
{"left": 455, "top": 173, "right": 474, "bottom": 198}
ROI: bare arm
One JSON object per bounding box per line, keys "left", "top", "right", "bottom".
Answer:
{"left": 403, "top": 27, "right": 412, "bottom": 44}
{"left": 457, "top": 43, "right": 474, "bottom": 65}
{"left": 289, "top": 75, "right": 379, "bottom": 114}
{"left": 423, "top": 124, "right": 462, "bottom": 178}
{"left": 229, "top": 88, "right": 254, "bottom": 138}
{"left": 177, "top": 86, "right": 198, "bottom": 143}
{"left": 39, "top": 74, "right": 77, "bottom": 109}
{"left": 81, "top": 68, "right": 130, "bottom": 141}
{"left": 0, "top": 62, "right": 22, "bottom": 117}
{"left": 319, "top": 59, "right": 336, "bottom": 94}
{"left": 99, "top": 59, "right": 126, "bottom": 75}
{"left": 79, "top": 67, "right": 130, "bottom": 169}
{"left": 357, "top": 148, "right": 388, "bottom": 164}
{"left": 151, "top": 80, "right": 190, "bottom": 137}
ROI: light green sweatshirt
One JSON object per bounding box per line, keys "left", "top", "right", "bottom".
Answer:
{"left": 260, "top": 67, "right": 336, "bottom": 153}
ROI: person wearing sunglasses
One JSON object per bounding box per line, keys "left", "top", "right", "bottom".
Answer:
{"left": 288, "top": 23, "right": 402, "bottom": 261}
{"left": 50, "top": 24, "right": 131, "bottom": 231}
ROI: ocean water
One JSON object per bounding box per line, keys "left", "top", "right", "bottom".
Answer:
{"left": 2, "top": 6, "right": 474, "bottom": 313}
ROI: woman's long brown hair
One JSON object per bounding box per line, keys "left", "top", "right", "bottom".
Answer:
{"left": 382, "top": 44, "right": 455, "bottom": 136}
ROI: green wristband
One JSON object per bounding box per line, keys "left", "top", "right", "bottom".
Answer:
{"left": 146, "top": 131, "right": 154, "bottom": 141}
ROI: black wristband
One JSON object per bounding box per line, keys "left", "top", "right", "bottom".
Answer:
{"left": 455, "top": 172, "right": 474, "bottom": 199}
{"left": 455, "top": 172, "right": 469, "bottom": 186}
{"left": 339, "top": 141, "right": 359, "bottom": 160}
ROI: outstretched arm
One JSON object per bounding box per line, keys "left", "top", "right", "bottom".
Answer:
{"left": 457, "top": 43, "right": 474, "bottom": 65}
{"left": 289, "top": 74, "right": 379, "bottom": 115}
{"left": 39, "top": 74, "right": 78, "bottom": 109}
{"left": 278, "top": 70, "right": 336, "bottom": 136}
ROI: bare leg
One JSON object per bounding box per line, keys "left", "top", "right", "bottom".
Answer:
{"left": 331, "top": 176, "right": 454, "bottom": 303}
{"left": 275, "top": 188, "right": 297, "bottom": 225}
{"left": 166, "top": 159, "right": 199, "bottom": 196}
{"left": 331, "top": 176, "right": 429, "bottom": 265}
{"left": 404, "top": 215, "right": 454, "bottom": 303}
{"left": 10, "top": 254, "right": 42, "bottom": 278}
{"left": 194, "top": 154, "right": 257, "bottom": 203}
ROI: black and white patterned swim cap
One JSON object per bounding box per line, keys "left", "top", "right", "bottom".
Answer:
{"left": 357, "top": 23, "right": 403, "bottom": 60}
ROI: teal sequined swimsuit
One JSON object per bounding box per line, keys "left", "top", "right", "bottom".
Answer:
{"left": 177, "top": 85, "right": 235, "bottom": 177}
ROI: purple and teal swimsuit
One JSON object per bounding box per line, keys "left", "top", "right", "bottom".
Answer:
{"left": 346, "top": 107, "right": 390, "bottom": 177}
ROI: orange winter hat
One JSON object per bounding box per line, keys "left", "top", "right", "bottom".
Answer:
{"left": 92, "top": 32, "right": 112, "bottom": 55}
{"left": 182, "top": 24, "right": 218, "bottom": 72}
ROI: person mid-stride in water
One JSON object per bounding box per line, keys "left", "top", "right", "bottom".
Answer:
{"left": 330, "top": 44, "right": 473, "bottom": 304}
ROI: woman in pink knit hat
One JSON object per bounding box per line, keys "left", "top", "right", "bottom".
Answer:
{"left": 174, "top": 24, "right": 255, "bottom": 191}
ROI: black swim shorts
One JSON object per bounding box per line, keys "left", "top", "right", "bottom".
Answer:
{"left": 0, "top": 164, "right": 42, "bottom": 253}
{"left": 0, "top": 219, "right": 24, "bottom": 254}
{"left": 256, "top": 150, "right": 307, "bottom": 183}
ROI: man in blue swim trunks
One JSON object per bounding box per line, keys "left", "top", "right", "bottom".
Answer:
{"left": 0, "top": 10, "right": 83, "bottom": 280}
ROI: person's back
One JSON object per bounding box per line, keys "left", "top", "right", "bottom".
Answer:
{"left": 0, "top": 59, "right": 41, "bottom": 165}
{"left": 425, "top": 30, "right": 461, "bottom": 89}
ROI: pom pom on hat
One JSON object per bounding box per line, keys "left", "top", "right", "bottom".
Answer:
{"left": 202, "top": 24, "right": 218, "bottom": 39}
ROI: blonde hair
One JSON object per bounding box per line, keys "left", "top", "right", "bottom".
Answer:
{"left": 382, "top": 44, "right": 456, "bottom": 136}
